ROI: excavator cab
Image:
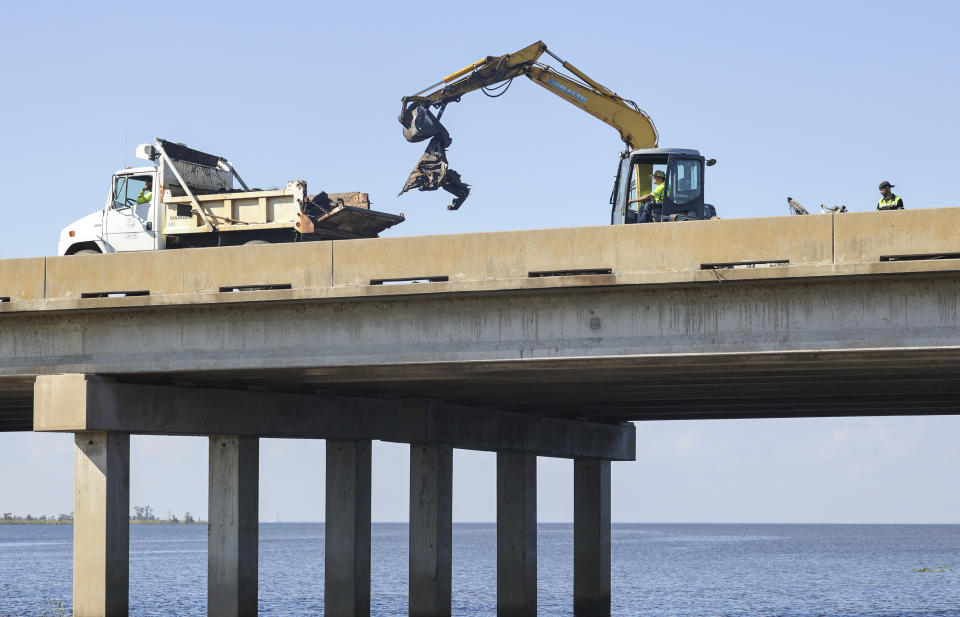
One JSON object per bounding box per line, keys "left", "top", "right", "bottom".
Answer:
{"left": 611, "top": 148, "right": 717, "bottom": 224}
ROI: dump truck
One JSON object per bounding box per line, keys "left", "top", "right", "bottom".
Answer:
{"left": 58, "top": 139, "right": 405, "bottom": 255}
{"left": 399, "top": 41, "right": 718, "bottom": 223}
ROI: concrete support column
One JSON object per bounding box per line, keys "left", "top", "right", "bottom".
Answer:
{"left": 73, "top": 431, "right": 130, "bottom": 617}
{"left": 573, "top": 459, "right": 611, "bottom": 617}
{"left": 325, "top": 439, "right": 372, "bottom": 617}
{"left": 497, "top": 451, "right": 537, "bottom": 617}
{"left": 208, "top": 436, "right": 259, "bottom": 617}
{"left": 409, "top": 444, "right": 453, "bottom": 617}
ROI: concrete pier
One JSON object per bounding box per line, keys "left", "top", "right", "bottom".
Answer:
{"left": 497, "top": 452, "right": 538, "bottom": 617}
{"left": 208, "top": 436, "right": 259, "bottom": 617}
{"left": 32, "top": 374, "right": 633, "bottom": 616}
{"left": 325, "top": 439, "right": 372, "bottom": 617}
{"left": 573, "top": 459, "right": 611, "bottom": 617}
{"left": 73, "top": 431, "right": 129, "bottom": 617}
{"left": 409, "top": 445, "right": 453, "bottom": 617}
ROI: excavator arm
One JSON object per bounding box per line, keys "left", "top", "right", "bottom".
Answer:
{"left": 398, "top": 41, "right": 658, "bottom": 210}
{"left": 401, "top": 41, "right": 546, "bottom": 112}
{"left": 400, "top": 41, "right": 658, "bottom": 149}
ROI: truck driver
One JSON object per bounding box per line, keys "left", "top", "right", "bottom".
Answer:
{"left": 136, "top": 178, "right": 153, "bottom": 205}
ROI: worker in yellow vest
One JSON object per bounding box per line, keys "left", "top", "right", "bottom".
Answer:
{"left": 877, "top": 180, "right": 904, "bottom": 210}
{"left": 136, "top": 178, "right": 153, "bottom": 205}
{"left": 636, "top": 170, "right": 666, "bottom": 223}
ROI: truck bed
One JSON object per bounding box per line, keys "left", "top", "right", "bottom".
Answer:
{"left": 162, "top": 182, "right": 403, "bottom": 238}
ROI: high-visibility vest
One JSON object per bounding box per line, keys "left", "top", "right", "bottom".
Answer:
{"left": 877, "top": 194, "right": 903, "bottom": 210}
{"left": 652, "top": 182, "right": 665, "bottom": 204}
{"left": 137, "top": 189, "right": 152, "bottom": 204}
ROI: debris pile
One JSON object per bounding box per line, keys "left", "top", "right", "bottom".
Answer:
{"left": 787, "top": 197, "right": 847, "bottom": 215}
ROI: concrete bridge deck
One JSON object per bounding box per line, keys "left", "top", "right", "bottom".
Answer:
{"left": 3, "top": 207, "right": 960, "bottom": 616}
{"left": 2, "top": 208, "right": 960, "bottom": 427}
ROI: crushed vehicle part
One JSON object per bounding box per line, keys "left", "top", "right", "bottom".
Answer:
{"left": 302, "top": 191, "right": 372, "bottom": 218}
{"left": 401, "top": 104, "right": 449, "bottom": 143}
{"left": 302, "top": 191, "right": 336, "bottom": 218}
{"left": 301, "top": 191, "right": 403, "bottom": 238}
{"left": 398, "top": 105, "right": 470, "bottom": 210}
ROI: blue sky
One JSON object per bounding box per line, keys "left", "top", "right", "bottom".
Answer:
{"left": 2, "top": 0, "right": 960, "bottom": 522}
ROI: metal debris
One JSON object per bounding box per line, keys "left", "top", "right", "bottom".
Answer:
{"left": 398, "top": 105, "right": 470, "bottom": 210}
{"left": 787, "top": 197, "right": 809, "bottom": 215}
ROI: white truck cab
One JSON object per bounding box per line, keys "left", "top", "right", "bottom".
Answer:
{"left": 59, "top": 165, "right": 161, "bottom": 255}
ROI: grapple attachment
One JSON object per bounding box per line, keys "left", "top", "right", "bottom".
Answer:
{"left": 398, "top": 103, "right": 469, "bottom": 210}
{"left": 399, "top": 105, "right": 449, "bottom": 144}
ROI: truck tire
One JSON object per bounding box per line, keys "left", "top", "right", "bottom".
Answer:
{"left": 75, "top": 249, "right": 100, "bottom": 255}
{"left": 243, "top": 240, "right": 270, "bottom": 245}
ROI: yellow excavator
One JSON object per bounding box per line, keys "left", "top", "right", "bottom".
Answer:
{"left": 399, "top": 40, "right": 717, "bottom": 223}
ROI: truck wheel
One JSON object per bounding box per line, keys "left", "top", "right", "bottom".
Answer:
{"left": 243, "top": 240, "right": 270, "bottom": 245}
{"left": 75, "top": 249, "right": 100, "bottom": 255}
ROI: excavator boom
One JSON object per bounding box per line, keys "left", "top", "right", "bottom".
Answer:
{"left": 524, "top": 66, "right": 657, "bottom": 150}
{"left": 398, "top": 41, "right": 659, "bottom": 210}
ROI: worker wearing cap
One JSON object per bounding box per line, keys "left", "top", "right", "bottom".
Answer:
{"left": 877, "top": 181, "right": 903, "bottom": 210}
{"left": 636, "top": 170, "right": 666, "bottom": 223}
{"left": 136, "top": 178, "right": 153, "bottom": 205}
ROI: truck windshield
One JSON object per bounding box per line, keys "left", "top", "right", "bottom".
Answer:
{"left": 112, "top": 176, "right": 149, "bottom": 209}
{"left": 667, "top": 158, "right": 702, "bottom": 205}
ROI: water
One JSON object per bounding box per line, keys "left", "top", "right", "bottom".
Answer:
{"left": 2, "top": 523, "right": 959, "bottom": 616}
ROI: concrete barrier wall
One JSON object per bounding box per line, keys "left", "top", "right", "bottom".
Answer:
{"left": 833, "top": 208, "right": 960, "bottom": 263}
{"left": 1, "top": 207, "right": 958, "bottom": 310}
{"left": 0, "top": 258, "right": 45, "bottom": 302}
{"left": 331, "top": 215, "right": 834, "bottom": 285}
{"left": 43, "top": 242, "right": 332, "bottom": 299}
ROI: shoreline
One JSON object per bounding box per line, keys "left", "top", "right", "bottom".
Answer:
{"left": 0, "top": 520, "right": 205, "bottom": 525}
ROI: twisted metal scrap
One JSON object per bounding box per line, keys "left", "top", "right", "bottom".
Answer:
{"left": 398, "top": 106, "right": 470, "bottom": 210}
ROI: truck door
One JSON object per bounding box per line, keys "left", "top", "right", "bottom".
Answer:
{"left": 661, "top": 156, "right": 705, "bottom": 220}
{"left": 104, "top": 174, "right": 158, "bottom": 251}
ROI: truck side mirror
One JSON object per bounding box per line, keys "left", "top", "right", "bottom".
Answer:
{"left": 705, "top": 159, "right": 717, "bottom": 167}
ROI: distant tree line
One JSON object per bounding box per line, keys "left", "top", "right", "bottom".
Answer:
{"left": 132, "top": 505, "right": 156, "bottom": 521}
{"left": 2, "top": 507, "right": 198, "bottom": 524}
{"left": 131, "top": 505, "right": 196, "bottom": 523}
{"left": 1, "top": 511, "right": 73, "bottom": 522}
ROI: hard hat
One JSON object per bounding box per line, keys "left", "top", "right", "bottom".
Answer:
{"left": 878, "top": 180, "right": 894, "bottom": 190}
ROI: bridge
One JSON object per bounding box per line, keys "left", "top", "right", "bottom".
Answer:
{"left": 2, "top": 208, "right": 959, "bottom": 616}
